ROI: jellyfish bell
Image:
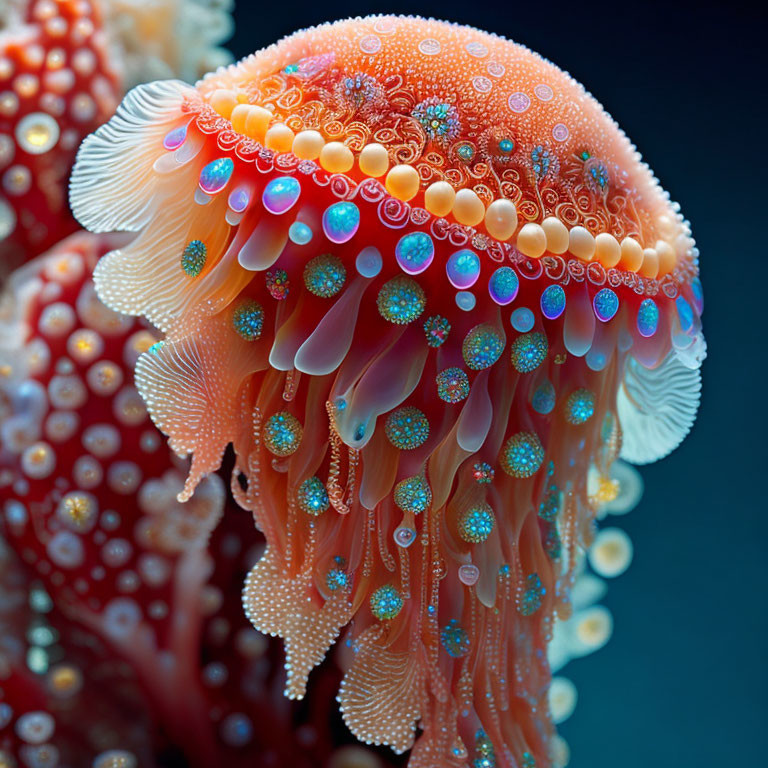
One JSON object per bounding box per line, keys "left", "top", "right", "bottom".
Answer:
{"left": 70, "top": 15, "right": 705, "bottom": 767}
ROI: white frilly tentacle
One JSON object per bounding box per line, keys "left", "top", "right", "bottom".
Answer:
{"left": 617, "top": 347, "right": 704, "bottom": 465}
{"left": 69, "top": 79, "right": 193, "bottom": 233}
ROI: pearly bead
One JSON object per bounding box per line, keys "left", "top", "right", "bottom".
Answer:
{"left": 655, "top": 240, "right": 676, "bottom": 275}
{"left": 243, "top": 106, "right": 272, "bottom": 142}
{"left": 542, "top": 216, "right": 569, "bottom": 254}
{"left": 568, "top": 226, "right": 596, "bottom": 261}
{"left": 639, "top": 248, "right": 659, "bottom": 278}
{"left": 319, "top": 141, "right": 354, "bottom": 173}
{"left": 452, "top": 188, "right": 485, "bottom": 226}
{"left": 358, "top": 143, "right": 389, "bottom": 177}
{"left": 210, "top": 89, "right": 238, "bottom": 119}
{"left": 516, "top": 223, "right": 547, "bottom": 258}
{"left": 264, "top": 123, "right": 294, "bottom": 152}
{"left": 229, "top": 104, "right": 251, "bottom": 134}
{"left": 291, "top": 130, "right": 324, "bottom": 160}
{"left": 619, "top": 236, "right": 643, "bottom": 272}
{"left": 484, "top": 199, "right": 518, "bottom": 241}
{"left": 424, "top": 181, "right": 456, "bottom": 217}
{"left": 594, "top": 233, "right": 621, "bottom": 268}
{"left": 385, "top": 164, "right": 420, "bottom": 201}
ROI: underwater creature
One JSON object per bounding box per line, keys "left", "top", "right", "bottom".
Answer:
{"left": 68, "top": 14, "right": 704, "bottom": 768}
{"left": 0, "top": 0, "right": 234, "bottom": 270}
{"left": 0, "top": 232, "right": 393, "bottom": 767}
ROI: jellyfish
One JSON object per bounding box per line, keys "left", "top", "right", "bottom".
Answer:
{"left": 69, "top": 15, "right": 705, "bottom": 767}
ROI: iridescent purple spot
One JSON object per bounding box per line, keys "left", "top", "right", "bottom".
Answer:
{"left": 592, "top": 288, "right": 619, "bottom": 322}
{"left": 488, "top": 266, "right": 519, "bottom": 305}
{"left": 552, "top": 123, "right": 569, "bottom": 142}
{"left": 163, "top": 124, "right": 188, "bottom": 151}
{"left": 675, "top": 295, "right": 693, "bottom": 332}
{"left": 322, "top": 201, "right": 360, "bottom": 244}
{"left": 395, "top": 231, "right": 434, "bottom": 275}
{"left": 228, "top": 186, "right": 250, "bottom": 214}
{"left": 637, "top": 298, "right": 659, "bottom": 337}
{"left": 508, "top": 92, "right": 531, "bottom": 113}
{"left": 262, "top": 176, "right": 301, "bottom": 215}
{"left": 540, "top": 285, "right": 566, "bottom": 319}
{"left": 199, "top": 157, "right": 234, "bottom": 195}
{"left": 446, "top": 249, "right": 480, "bottom": 288}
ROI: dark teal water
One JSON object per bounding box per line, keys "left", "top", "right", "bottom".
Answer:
{"left": 230, "top": 4, "right": 765, "bottom": 765}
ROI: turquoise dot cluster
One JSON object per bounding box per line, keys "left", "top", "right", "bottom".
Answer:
{"left": 393, "top": 474, "right": 432, "bottom": 514}
{"left": 370, "top": 585, "right": 403, "bottom": 620}
{"left": 565, "top": 388, "right": 596, "bottom": 425}
{"left": 232, "top": 300, "right": 264, "bottom": 341}
{"left": 436, "top": 367, "right": 470, "bottom": 403}
{"left": 458, "top": 503, "right": 495, "bottom": 543}
{"left": 304, "top": 254, "right": 346, "bottom": 297}
{"left": 377, "top": 276, "right": 426, "bottom": 324}
{"left": 440, "top": 619, "right": 471, "bottom": 658}
{"left": 263, "top": 412, "right": 302, "bottom": 457}
{"left": 385, "top": 406, "right": 429, "bottom": 450}
{"left": 181, "top": 239, "right": 206, "bottom": 277}
{"left": 462, "top": 324, "right": 505, "bottom": 370}
{"left": 510, "top": 332, "right": 548, "bottom": 373}
{"left": 518, "top": 573, "right": 545, "bottom": 616}
{"left": 297, "top": 476, "right": 330, "bottom": 515}
{"left": 500, "top": 432, "right": 544, "bottom": 478}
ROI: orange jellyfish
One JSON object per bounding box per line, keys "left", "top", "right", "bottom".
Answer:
{"left": 69, "top": 16, "right": 704, "bottom": 767}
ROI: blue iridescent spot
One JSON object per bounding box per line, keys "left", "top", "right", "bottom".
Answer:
{"left": 440, "top": 620, "right": 471, "bottom": 658}
{"left": 565, "top": 388, "right": 596, "bottom": 425}
{"left": 385, "top": 406, "right": 429, "bottom": 450}
{"left": 395, "top": 231, "right": 435, "bottom": 275}
{"left": 322, "top": 201, "right": 360, "bottom": 244}
{"left": 592, "top": 288, "right": 619, "bottom": 322}
{"left": 518, "top": 573, "right": 545, "bottom": 616}
{"left": 488, "top": 266, "right": 519, "bottom": 305}
{"left": 370, "top": 585, "right": 403, "bottom": 620}
{"left": 377, "top": 277, "right": 426, "bottom": 324}
{"left": 531, "top": 380, "right": 556, "bottom": 414}
{"left": 446, "top": 249, "right": 481, "bottom": 289}
{"left": 163, "top": 124, "right": 187, "bottom": 151}
{"left": 675, "top": 295, "right": 694, "bottom": 332}
{"left": 412, "top": 98, "right": 461, "bottom": 144}
{"left": 510, "top": 307, "right": 535, "bottom": 332}
{"left": 228, "top": 186, "right": 250, "bottom": 213}
{"left": 288, "top": 222, "right": 313, "bottom": 245}
{"left": 531, "top": 145, "right": 551, "bottom": 179}
{"left": 199, "top": 157, "right": 234, "bottom": 195}
{"left": 262, "top": 176, "right": 301, "bottom": 214}
{"left": 500, "top": 431, "right": 544, "bottom": 478}
{"left": 457, "top": 144, "right": 474, "bottom": 161}
{"left": 541, "top": 285, "right": 566, "bottom": 319}
{"left": 637, "top": 298, "right": 659, "bottom": 337}
{"left": 498, "top": 138, "right": 514, "bottom": 153}
{"left": 297, "top": 476, "right": 329, "bottom": 515}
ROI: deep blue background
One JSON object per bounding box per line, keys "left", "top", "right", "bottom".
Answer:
{"left": 230, "top": 3, "right": 766, "bottom": 766}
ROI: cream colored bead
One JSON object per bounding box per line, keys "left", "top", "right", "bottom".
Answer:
{"left": 264, "top": 123, "right": 294, "bottom": 152}
{"left": 385, "top": 164, "right": 420, "bottom": 201}
{"left": 424, "top": 181, "right": 456, "bottom": 217}
{"left": 516, "top": 223, "right": 547, "bottom": 258}
{"left": 452, "top": 188, "right": 485, "bottom": 226}
{"left": 230, "top": 104, "right": 251, "bottom": 134}
{"left": 619, "top": 236, "right": 643, "bottom": 272}
{"left": 594, "top": 233, "right": 621, "bottom": 268}
{"left": 541, "top": 216, "right": 569, "bottom": 254}
{"left": 639, "top": 248, "right": 659, "bottom": 279}
{"left": 484, "top": 199, "right": 518, "bottom": 241}
{"left": 210, "top": 88, "right": 237, "bottom": 119}
{"left": 244, "top": 106, "right": 272, "bottom": 142}
{"left": 358, "top": 143, "right": 389, "bottom": 177}
{"left": 319, "top": 141, "right": 354, "bottom": 173}
{"left": 292, "top": 130, "right": 324, "bottom": 160}
{"left": 569, "top": 226, "right": 596, "bottom": 261}
{"left": 655, "top": 240, "right": 676, "bottom": 275}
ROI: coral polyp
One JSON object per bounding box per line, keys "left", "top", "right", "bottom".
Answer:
{"left": 68, "top": 15, "right": 704, "bottom": 767}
